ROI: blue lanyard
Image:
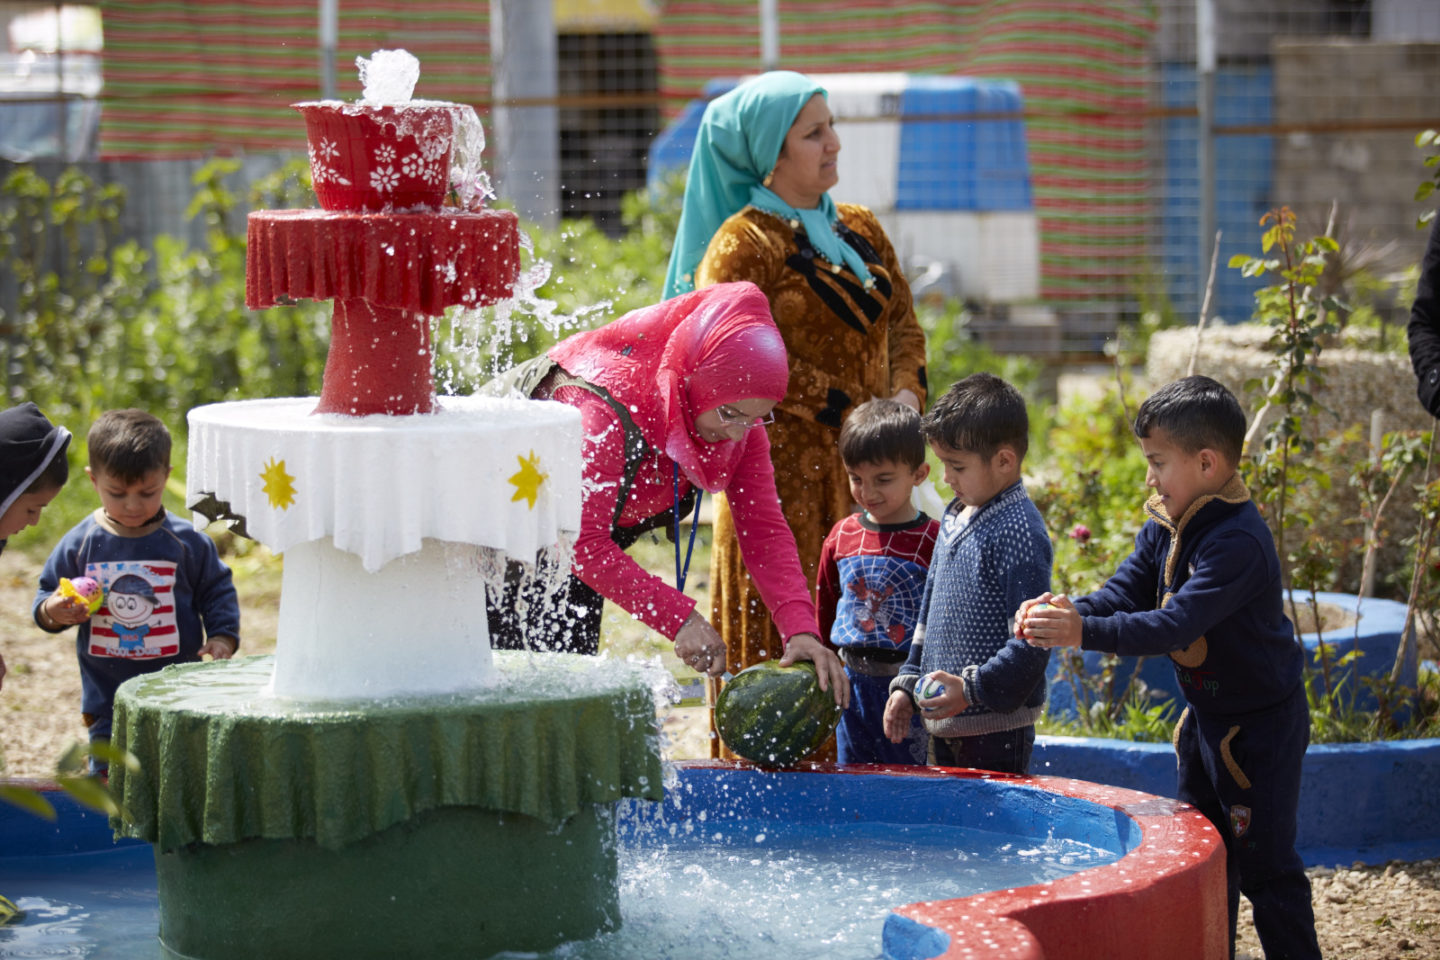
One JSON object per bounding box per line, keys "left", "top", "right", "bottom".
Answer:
{"left": 673, "top": 463, "right": 703, "bottom": 591}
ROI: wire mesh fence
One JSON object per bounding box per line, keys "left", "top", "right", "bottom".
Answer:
{"left": 3, "top": 1, "right": 1439, "bottom": 357}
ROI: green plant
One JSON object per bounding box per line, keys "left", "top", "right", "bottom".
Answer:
{"left": 0, "top": 740, "right": 138, "bottom": 821}
{"left": 914, "top": 298, "right": 1041, "bottom": 403}
{"left": 1029, "top": 383, "right": 1147, "bottom": 595}
{"left": 1231, "top": 207, "right": 1341, "bottom": 586}
{"left": 1038, "top": 653, "right": 1179, "bottom": 743}
{"left": 1414, "top": 129, "right": 1440, "bottom": 227}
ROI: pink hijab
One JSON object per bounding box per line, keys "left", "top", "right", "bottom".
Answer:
{"left": 548, "top": 281, "right": 789, "bottom": 493}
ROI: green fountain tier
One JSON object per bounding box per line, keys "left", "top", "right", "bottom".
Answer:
{"left": 108, "top": 653, "right": 663, "bottom": 960}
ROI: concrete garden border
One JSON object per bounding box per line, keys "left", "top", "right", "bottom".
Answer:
{"left": 1045, "top": 590, "right": 1417, "bottom": 718}
{"left": 1032, "top": 735, "right": 1440, "bottom": 866}
{"left": 1039, "top": 589, "right": 1436, "bottom": 865}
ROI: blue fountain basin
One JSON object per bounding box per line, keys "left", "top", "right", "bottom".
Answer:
{"left": 1, "top": 763, "right": 1227, "bottom": 960}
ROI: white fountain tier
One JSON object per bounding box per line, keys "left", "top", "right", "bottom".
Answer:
{"left": 186, "top": 395, "right": 581, "bottom": 699}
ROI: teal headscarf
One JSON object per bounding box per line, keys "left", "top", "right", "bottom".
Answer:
{"left": 663, "top": 71, "right": 873, "bottom": 299}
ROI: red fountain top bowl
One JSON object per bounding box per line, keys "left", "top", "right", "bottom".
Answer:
{"left": 244, "top": 99, "right": 520, "bottom": 416}
{"left": 296, "top": 101, "right": 454, "bottom": 213}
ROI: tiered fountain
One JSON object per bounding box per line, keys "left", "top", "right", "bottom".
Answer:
{"left": 106, "top": 52, "right": 663, "bottom": 960}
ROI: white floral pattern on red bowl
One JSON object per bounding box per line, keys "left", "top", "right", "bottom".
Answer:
{"left": 296, "top": 101, "right": 453, "bottom": 212}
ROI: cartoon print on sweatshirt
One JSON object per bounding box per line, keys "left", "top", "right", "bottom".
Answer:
{"left": 86, "top": 562, "right": 179, "bottom": 658}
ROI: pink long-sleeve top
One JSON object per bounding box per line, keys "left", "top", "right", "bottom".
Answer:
{"left": 558, "top": 383, "right": 819, "bottom": 643}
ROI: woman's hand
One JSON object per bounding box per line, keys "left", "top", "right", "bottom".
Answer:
{"left": 890, "top": 388, "right": 921, "bottom": 412}
{"left": 674, "top": 611, "right": 728, "bottom": 677}
{"left": 778, "top": 633, "right": 850, "bottom": 709}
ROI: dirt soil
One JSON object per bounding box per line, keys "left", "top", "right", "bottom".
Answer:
{"left": 2, "top": 548, "right": 1438, "bottom": 958}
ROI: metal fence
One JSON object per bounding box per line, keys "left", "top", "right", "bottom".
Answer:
{"left": 4, "top": 0, "right": 1440, "bottom": 358}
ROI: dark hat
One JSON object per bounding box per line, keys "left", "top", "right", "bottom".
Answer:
{"left": 0, "top": 402, "right": 71, "bottom": 518}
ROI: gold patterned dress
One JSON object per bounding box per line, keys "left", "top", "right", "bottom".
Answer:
{"left": 697, "top": 203, "right": 928, "bottom": 758}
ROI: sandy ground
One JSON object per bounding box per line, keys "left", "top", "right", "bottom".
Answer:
{"left": 2, "top": 547, "right": 1437, "bottom": 958}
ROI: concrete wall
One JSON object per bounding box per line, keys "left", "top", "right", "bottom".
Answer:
{"left": 1271, "top": 40, "right": 1440, "bottom": 267}
{"left": 1154, "top": 0, "right": 1370, "bottom": 64}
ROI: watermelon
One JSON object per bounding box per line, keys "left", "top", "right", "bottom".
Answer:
{"left": 714, "top": 661, "right": 843, "bottom": 766}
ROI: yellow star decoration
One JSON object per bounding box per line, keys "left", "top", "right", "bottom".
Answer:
{"left": 260, "top": 457, "right": 297, "bottom": 510}
{"left": 508, "top": 450, "right": 547, "bottom": 510}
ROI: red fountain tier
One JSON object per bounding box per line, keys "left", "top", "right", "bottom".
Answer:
{"left": 246, "top": 101, "right": 519, "bottom": 416}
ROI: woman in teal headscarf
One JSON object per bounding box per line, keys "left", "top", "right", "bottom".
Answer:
{"left": 667, "top": 71, "right": 929, "bottom": 762}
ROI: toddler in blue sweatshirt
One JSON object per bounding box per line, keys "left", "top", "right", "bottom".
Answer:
{"left": 1019, "top": 375, "right": 1319, "bottom": 960}
{"left": 34, "top": 410, "right": 240, "bottom": 754}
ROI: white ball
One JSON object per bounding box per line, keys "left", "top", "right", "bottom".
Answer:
{"left": 915, "top": 672, "right": 946, "bottom": 709}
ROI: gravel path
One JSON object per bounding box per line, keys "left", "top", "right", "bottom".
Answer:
{"left": 3, "top": 549, "right": 1437, "bottom": 958}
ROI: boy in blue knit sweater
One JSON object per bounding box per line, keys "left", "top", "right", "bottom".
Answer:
{"left": 883, "top": 373, "right": 1052, "bottom": 773}
{"left": 1018, "top": 375, "right": 1319, "bottom": 960}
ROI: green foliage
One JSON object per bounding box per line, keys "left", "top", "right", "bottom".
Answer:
{"left": 1230, "top": 207, "right": 1340, "bottom": 590}
{"left": 1305, "top": 665, "right": 1440, "bottom": 745}
{"left": 0, "top": 740, "right": 138, "bottom": 821}
{"left": 1029, "top": 383, "right": 1147, "bottom": 597}
{"left": 1414, "top": 129, "right": 1440, "bottom": 227}
{"left": 1039, "top": 650, "right": 1179, "bottom": 742}
{"left": 1, "top": 159, "right": 330, "bottom": 423}
{"left": 0, "top": 160, "right": 330, "bottom": 549}
{"left": 1229, "top": 208, "right": 1434, "bottom": 741}
{"left": 916, "top": 298, "right": 1041, "bottom": 402}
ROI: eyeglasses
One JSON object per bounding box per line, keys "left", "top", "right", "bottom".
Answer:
{"left": 715, "top": 407, "right": 777, "bottom": 428}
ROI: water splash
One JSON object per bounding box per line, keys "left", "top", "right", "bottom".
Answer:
{"left": 433, "top": 228, "right": 613, "bottom": 393}
{"left": 356, "top": 49, "right": 420, "bottom": 105}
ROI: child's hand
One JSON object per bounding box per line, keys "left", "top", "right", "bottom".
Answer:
{"left": 1020, "top": 594, "right": 1083, "bottom": 649}
{"left": 197, "top": 637, "right": 237, "bottom": 662}
{"left": 44, "top": 592, "right": 92, "bottom": 627}
{"left": 883, "top": 689, "right": 915, "bottom": 742}
{"left": 1014, "top": 592, "right": 1055, "bottom": 637}
{"left": 915, "top": 669, "right": 969, "bottom": 720}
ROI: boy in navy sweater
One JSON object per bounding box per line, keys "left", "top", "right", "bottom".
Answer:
{"left": 884, "top": 373, "right": 1052, "bottom": 774}
{"left": 1019, "top": 375, "right": 1319, "bottom": 960}
{"left": 34, "top": 410, "right": 240, "bottom": 754}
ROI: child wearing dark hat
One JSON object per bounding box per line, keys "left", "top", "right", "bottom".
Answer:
{"left": 0, "top": 402, "right": 72, "bottom": 690}
{"left": 0, "top": 402, "right": 71, "bottom": 554}
{"left": 32, "top": 409, "right": 239, "bottom": 760}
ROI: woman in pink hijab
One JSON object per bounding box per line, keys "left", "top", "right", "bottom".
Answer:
{"left": 486, "top": 282, "right": 846, "bottom": 697}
